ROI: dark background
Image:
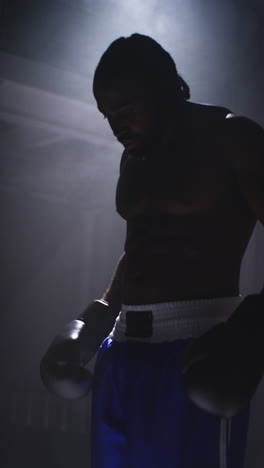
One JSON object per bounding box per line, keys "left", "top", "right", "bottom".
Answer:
{"left": 0, "top": 0, "right": 263, "bottom": 466}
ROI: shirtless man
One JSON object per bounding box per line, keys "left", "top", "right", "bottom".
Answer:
{"left": 41, "top": 34, "right": 264, "bottom": 468}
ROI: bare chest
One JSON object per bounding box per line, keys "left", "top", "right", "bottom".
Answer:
{"left": 116, "top": 151, "right": 233, "bottom": 220}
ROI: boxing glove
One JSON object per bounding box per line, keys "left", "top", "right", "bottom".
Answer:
{"left": 182, "top": 294, "right": 264, "bottom": 418}
{"left": 40, "top": 299, "right": 119, "bottom": 399}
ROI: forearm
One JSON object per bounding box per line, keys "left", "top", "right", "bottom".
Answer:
{"left": 102, "top": 253, "right": 126, "bottom": 307}
{"left": 76, "top": 254, "right": 125, "bottom": 325}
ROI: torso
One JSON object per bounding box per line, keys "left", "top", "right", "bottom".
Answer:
{"left": 116, "top": 102, "right": 257, "bottom": 304}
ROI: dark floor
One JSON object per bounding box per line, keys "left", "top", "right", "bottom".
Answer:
{"left": 1, "top": 426, "right": 91, "bottom": 468}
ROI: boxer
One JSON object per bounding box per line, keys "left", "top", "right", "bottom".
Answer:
{"left": 41, "top": 33, "right": 264, "bottom": 468}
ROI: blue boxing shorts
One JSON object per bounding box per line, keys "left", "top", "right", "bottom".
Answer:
{"left": 91, "top": 297, "right": 250, "bottom": 468}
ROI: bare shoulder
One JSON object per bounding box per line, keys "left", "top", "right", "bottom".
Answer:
{"left": 119, "top": 149, "right": 130, "bottom": 174}
{"left": 224, "top": 112, "right": 264, "bottom": 153}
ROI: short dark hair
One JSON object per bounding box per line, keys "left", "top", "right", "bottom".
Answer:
{"left": 93, "top": 33, "right": 190, "bottom": 101}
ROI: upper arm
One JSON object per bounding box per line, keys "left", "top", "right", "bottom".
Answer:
{"left": 225, "top": 114, "right": 264, "bottom": 226}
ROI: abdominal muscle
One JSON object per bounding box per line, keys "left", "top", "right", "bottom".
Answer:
{"left": 123, "top": 231, "right": 241, "bottom": 305}
{"left": 116, "top": 129, "right": 256, "bottom": 305}
{"left": 117, "top": 170, "right": 256, "bottom": 305}
{"left": 123, "top": 262, "right": 240, "bottom": 305}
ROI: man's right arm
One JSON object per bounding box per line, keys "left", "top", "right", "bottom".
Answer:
{"left": 101, "top": 253, "right": 126, "bottom": 309}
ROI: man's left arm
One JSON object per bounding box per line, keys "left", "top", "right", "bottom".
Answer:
{"left": 226, "top": 113, "right": 264, "bottom": 294}
{"left": 181, "top": 115, "right": 264, "bottom": 418}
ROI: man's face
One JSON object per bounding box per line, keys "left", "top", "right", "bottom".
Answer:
{"left": 95, "top": 78, "right": 165, "bottom": 157}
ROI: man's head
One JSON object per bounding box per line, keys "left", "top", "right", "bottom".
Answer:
{"left": 93, "top": 33, "right": 190, "bottom": 156}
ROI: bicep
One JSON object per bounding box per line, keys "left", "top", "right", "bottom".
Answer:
{"left": 226, "top": 115, "right": 264, "bottom": 225}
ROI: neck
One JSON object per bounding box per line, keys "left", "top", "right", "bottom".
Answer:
{"left": 159, "top": 100, "right": 188, "bottom": 146}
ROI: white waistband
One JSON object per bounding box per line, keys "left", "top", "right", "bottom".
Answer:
{"left": 109, "top": 296, "right": 242, "bottom": 343}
